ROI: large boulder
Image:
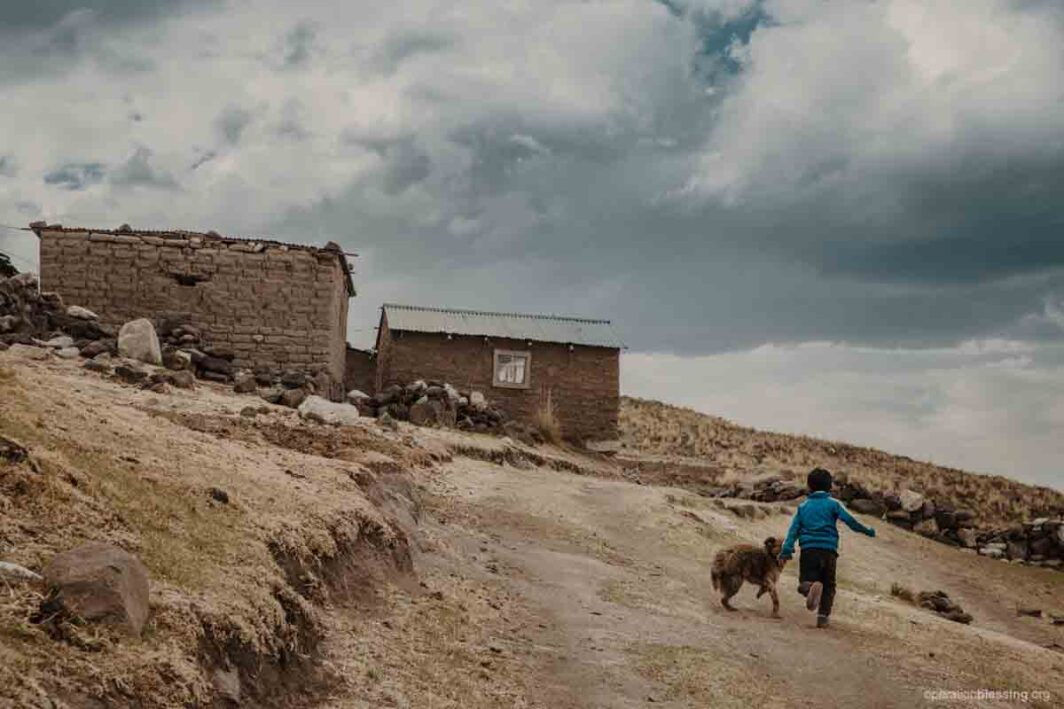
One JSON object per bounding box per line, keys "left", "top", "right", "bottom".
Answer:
{"left": 40, "top": 542, "right": 150, "bottom": 636}
{"left": 117, "top": 319, "right": 162, "bottom": 366}
{"left": 297, "top": 395, "right": 361, "bottom": 426}
{"left": 850, "top": 498, "right": 886, "bottom": 517}
{"left": 899, "top": 489, "right": 925, "bottom": 513}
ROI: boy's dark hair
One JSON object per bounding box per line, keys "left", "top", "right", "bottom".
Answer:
{"left": 807, "top": 468, "right": 833, "bottom": 492}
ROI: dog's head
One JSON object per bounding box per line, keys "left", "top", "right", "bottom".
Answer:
{"left": 763, "top": 536, "right": 782, "bottom": 559}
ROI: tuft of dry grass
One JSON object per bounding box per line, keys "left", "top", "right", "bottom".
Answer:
{"left": 532, "top": 387, "right": 563, "bottom": 445}
{"left": 890, "top": 582, "right": 915, "bottom": 604}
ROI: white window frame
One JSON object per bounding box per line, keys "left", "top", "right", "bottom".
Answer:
{"left": 493, "top": 349, "right": 531, "bottom": 389}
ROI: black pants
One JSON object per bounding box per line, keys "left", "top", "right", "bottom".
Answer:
{"left": 798, "top": 549, "right": 837, "bottom": 616}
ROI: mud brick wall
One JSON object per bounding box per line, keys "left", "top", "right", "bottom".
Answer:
{"left": 344, "top": 347, "right": 376, "bottom": 395}
{"left": 38, "top": 229, "right": 349, "bottom": 385}
{"left": 376, "top": 324, "right": 619, "bottom": 443}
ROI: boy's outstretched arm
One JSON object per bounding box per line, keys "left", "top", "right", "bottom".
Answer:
{"left": 780, "top": 510, "right": 802, "bottom": 559}
{"left": 836, "top": 500, "right": 876, "bottom": 537}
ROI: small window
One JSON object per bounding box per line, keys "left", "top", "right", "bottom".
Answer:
{"left": 493, "top": 349, "right": 531, "bottom": 389}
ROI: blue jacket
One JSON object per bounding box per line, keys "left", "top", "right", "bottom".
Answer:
{"left": 780, "top": 491, "right": 875, "bottom": 559}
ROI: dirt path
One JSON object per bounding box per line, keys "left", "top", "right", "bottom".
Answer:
{"left": 394, "top": 457, "right": 1064, "bottom": 708}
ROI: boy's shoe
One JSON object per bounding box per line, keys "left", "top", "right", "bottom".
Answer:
{"left": 816, "top": 615, "right": 830, "bottom": 629}
{"left": 805, "top": 582, "right": 823, "bottom": 611}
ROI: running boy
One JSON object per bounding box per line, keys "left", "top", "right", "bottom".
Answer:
{"left": 778, "top": 468, "right": 876, "bottom": 628}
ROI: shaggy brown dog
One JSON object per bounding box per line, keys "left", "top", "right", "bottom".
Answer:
{"left": 710, "top": 537, "right": 784, "bottom": 617}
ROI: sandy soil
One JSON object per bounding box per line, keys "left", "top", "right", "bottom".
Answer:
{"left": 347, "top": 457, "right": 1064, "bottom": 708}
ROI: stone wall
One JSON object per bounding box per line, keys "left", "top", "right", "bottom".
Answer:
{"left": 376, "top": 324, "right": 620, "bottom": 443}
{"left": 37, "top": 229, "right": 350, "bottom": 388}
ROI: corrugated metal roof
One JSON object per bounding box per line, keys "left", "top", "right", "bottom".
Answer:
{"left": 382, "top": 303, "right": 624, "bottom": 349}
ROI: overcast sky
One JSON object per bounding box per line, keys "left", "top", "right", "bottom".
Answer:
{"left": 1, "top": 0, "right": 1062, "bottom": 488}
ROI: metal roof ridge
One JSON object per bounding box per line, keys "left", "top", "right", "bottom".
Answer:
{"left": 382, "top": 302, "right": 612, "bottom": 325}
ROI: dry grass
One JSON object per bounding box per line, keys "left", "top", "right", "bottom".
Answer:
{"left": 631, "top": 643, "right": 785, "bottom": 707}
{"left": 0, "top": 354, "right": 423, "bottom": 707}
{"left": 890, "top": 582, "right": 915, "bottom": 604}
{"left": 532, "top": 387, "right": 563, "bottom": 445}
{"left": 620, "top": 396, "right": 1064, "bottom": 527}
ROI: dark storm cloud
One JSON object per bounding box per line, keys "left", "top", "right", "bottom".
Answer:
{"left": 215, "top": 107, "right": 254, "bottom": 145}
{"left": 280, "top": 21, "right": 316, "bottom": 68}
{"left": 368, "top": 31, "right": 454, "bottom": 75}
{"left": 43, "top": 162, "right": 106, "bottom": 190}
{"left": 0, "top": 0, "right": 218, "bottom": 34}
{"left": 109, "top": 147, "right": 178, "bottom": 190}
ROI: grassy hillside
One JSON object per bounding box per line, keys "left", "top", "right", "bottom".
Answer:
{"left": 619, "top": 396, "right": 1064, "bottom": 528}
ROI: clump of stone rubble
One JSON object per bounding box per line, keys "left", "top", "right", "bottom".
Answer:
{"left": 1, "top": 273, "right": 116, "bottom": 356}
{"left": 347, "top": 381, "right": 502, "bottom": 430}
{"left": 703, "top": 464, "right": 1063, "bottom": 570}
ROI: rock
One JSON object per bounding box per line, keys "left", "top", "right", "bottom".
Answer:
{"left": 66, "top": 305, "right": 98, "bottom": 320}
{"left": 899, "top": 489, "right": 925, "bottom": 513}
{"left": 208, "top": 487, "right": 229, "bottom": 504}
{"left": 200, "top": 356, "right": 234, "bottom": 378}
{"left": 200, "top": 371, "right": 230, "bottom": 383}
{"left": 169, "top": 370, "right": 195, "bottom": 389}
{"left": 45, "top": 335, "right": 74, "bottom": 349}
{"left": 941, "top": 609, "right": 973, "bottom": 624}
{"left": 409, "top": 396, "right": 445, "bottom": 427}
{"left": 212, "top": 667, "right": 242, "bottom": 705}
{"left": 117, "top": 319, "right": 162, "bottom": 366}
{"left": 297, "top": 395, "right": 361, "bottom": 426}
{"left": 239, "top": 406, "right": 259, "bottom": 418}
{"left": 163, "top": 349, "right": 192, "bottom": 371}
{"left": 886, "top": 509, "right": 913, "bottom": 528}
{"left": 5, "top": 343, "right": 50, "bottom": 360}
{"left": 40, "top": 542, "right": 150, "bottom": 636}
{"left": 83, "top": 358, "right": 112, "bottom": 374}
{"left": 280, "top": 370, "right": 309, "bottom": 389}
{"left": 145, "top": 381, "right": 171, "bottom": 395}
{"left": 1006, "top": 540, "right": 1028, "bottom": 561}
{"left": 850, "top": 498, "right": 886, "bottom": 517}
{"left": 346, "top": 389, "right": 371, "bottom": 404}
{"left": 919, "top": 500, "right": 936, "bottom": 520}
{"left": 469, "top": 391, "right": 487, "bottom": 409}
{"left": 934, "top": 509, "right": 958, "bottom": 530}
{"left": 1029, "top": 536, "right": 1053, "bottom": 558}
{"left": 980, "top": 546, "right": 1005, "bottom": 559}
{"left": 882, "top": 493, "right": 902, "bottom": 511}
{"left": 0, "top": 314, "right": 18, "bottom": 333}
{"left": 954, "top": 509, "right": 976, "bottom": 525}
{"left": 114, "top": 364, "right": 149, "bottom": 385}
{"left": 914, "top": 518, "right": 939, "bottom": 537}
{"left": 1050, "top": 613, "right": 1064, "bottom": 626}
{"left": 378, "top": 410, "right": 399, "bottom": 431}
{"left": 0, "top": 560, "right": 42, "bottom": 584}
{"left": 280, "top": 387, "right": 307, "bottom": 409}
{"left": 79, "top": 339, "right": 112, "bottom": 358}
{"left": 55, "top": 346, "right": 80, "bottom": 359}
{"left": 1016, "top": 607, "right": 1042, "bottom": 618}
{"left": 957, "top": 528, "right": 979, "bottom": 549}
{"left": 405, "top": 379, "right": 427, "bottom": 395}
{"left": 233, "top": 372, "right": 257, "bottom": 394}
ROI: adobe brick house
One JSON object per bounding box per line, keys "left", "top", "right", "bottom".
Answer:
{"left": 33, "top": 224, "right": 354, "bottom": 392}
{"left": 375, "top": 303, "right": 623, "bottom": 444}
